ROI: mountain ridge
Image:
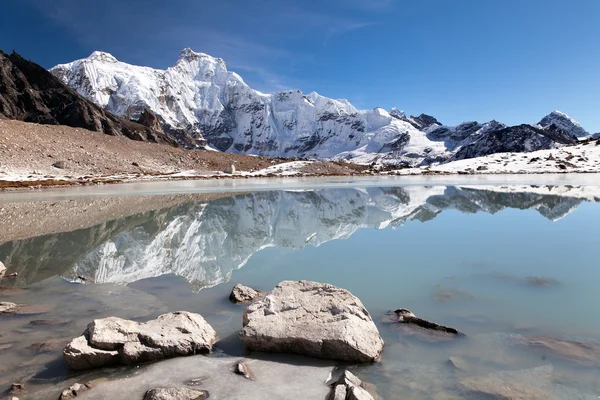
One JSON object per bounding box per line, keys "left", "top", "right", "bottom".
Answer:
{"left": 0, "top": 50, "right": 180, "bottom": 145}
{"left": 50, "top": 49, "right": 589, "bottom": 166}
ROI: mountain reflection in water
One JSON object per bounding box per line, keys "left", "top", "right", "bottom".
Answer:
{"left": 0, "top": 185, "right": 593, "bottom": 289}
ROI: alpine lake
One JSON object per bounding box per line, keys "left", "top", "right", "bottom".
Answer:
{"left": 1, "top": 175, "right": 599, "bottom": 399}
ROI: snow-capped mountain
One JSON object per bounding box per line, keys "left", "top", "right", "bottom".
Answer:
{"left": 538, "top": 111, "right": 589, "bottom": 139}
{"left": 50, "top": 49, "right": 584, "bottom": 165}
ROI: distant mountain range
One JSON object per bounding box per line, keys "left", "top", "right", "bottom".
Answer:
{"left": 49, "top": 48, "right": 595, "bottom": 166}
{"left": 0, "top": 185, "right": 592, "bottom": 289}
{"left": 0, "top": 48, "right": 595, "bottom": 167}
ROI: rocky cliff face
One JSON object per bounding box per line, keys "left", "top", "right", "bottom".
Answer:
{"left": 452, "top": 124, "right": 577, "bottom": 161}
{"left": 0, "top": 186, "right": 586, "bottom": 289}
{"left": 0, "top": 51, "right": 178, "bottom": 144}
{"left": 538, "top": 111, "right": 589, "bottom": 139}
{"left": 51, "top": 49, "right": 588, "bottom": 166}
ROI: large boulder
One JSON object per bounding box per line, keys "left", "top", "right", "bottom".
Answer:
{"left": 64, "top": 312, "right": 217, "bottom": 370}
{"left": 239, "top": 280, "right": 384, "bottom": 363}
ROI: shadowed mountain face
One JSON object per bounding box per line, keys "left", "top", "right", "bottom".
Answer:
{"left": 0, "top": 186, "right": 590, "bottom": 289}
{"left": 0, "top": 51, "right": 177, "bottom": 144}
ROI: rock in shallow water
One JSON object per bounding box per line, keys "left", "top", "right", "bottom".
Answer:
{"left": 0, "top": 302, "right": 17, "bottom": 313}
{"left": 521, "top": 335, "right": 600, "bottom": 367}
{"left": 64, "top": 311, "right": 217, "bottom": 370}
{"left": 229, "top": 283, "right": 262, "bottom": 304}
{"left": 394, "top": 308, "right": 462, "bottom": 335}
{"left": 0, "top": 261, "right": 6, "bottom": 276}
{"left": 328, "top": 370, "right": 374, "bottom": 400}
{"left": 71, "top": 356, "right": 332, "bottom": 399}
{"left": 239, "top": 280, "right": 384, "bottom": 363}
{"left": 459, "top": 365, "right": 554, "bottom": 400}
{"left": 143, "top": 387, "right": 209, "bottom": 400}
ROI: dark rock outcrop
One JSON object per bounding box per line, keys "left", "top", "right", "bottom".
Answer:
{"left": 452, "top": 124, "right": 577, "bottom": 161}
{"left": 394, "top": 308, "right": 462, "bottom": 335}
{"left": 0, "top": 50, "right": 176, "bottom": 145}
{"left": 411, "top": 113, "right": 441, "bottom": 130}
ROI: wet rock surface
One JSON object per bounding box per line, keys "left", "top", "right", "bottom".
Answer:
{"left": 229, "top": 284, "right": 261, "bottom": 304}
{"left": 239, "top": 280, "right": 384, "bottom": 363}
{"left": 521, "top": 335, "right": 600, "bottom": 367}
{"left": 394, "top": 309, "right": 462, "bottom": 335}
{"left": 74, "top": 355, "right": 332, "bottom": 400}
{"left": 458, "top": 365, "right": 554, "bottom": 400}
{"left": 63, "top": 312, "right": 217, "bottom": 370}
{"left": 143, "top": 387, "right": 209, "bottom": 400}
{"left": 0, "top": 302, "right": 51, "bottom": 315}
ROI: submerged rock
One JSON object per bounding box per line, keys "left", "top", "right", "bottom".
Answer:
{"left": 239, "top": 280, "right": 384, "bottom": 363}
{"left": 459, "top": 365, "right": 553, "bottom": 399}
{"left": 64, "top": 312, "right": 217, "bottom": 370}
{"left": 521, "top": 335, "right": 600, "bottom": 367}
{"left": 143, "top": 387, "right": 209, "bottom": 400}
{"left": 394, "top": 309, "right": 462, "bottom": 335}
{"left": 72, "top": 355, "right": 332, "bottom": 399}
{"left": 229, "top": 283, "right": 262, "bottom": 304}
{"left": 29, "top": 338, "right": 69, "bottom": 353}
{"left": 446, "top": 356, "right": 470, "bottom": 372}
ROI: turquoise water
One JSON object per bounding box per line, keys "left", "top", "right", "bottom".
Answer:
{"left": 0, "top": 183, "right": 599, "bottom": 398}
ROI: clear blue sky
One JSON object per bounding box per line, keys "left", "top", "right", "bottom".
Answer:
{"left": 1, "top": 0, "right": 599, "bottom": 131}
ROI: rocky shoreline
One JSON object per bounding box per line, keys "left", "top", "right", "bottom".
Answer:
{"left": 2, "top": 119, "right": 600, "bottom": 191}
{"left": 2, "top": 278, "right": 600, "bottom": 399}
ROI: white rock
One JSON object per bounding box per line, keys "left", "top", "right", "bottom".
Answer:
{"left": 224, "top": 164, "right": 236, "bottom": 174}
{"left": 348, "top": 385, "right": 374, "bottom": 400}
{"left": 63, "top": 335, "right": 120, "bottom": 370}
{"left": 64, "top": 312, "right": 217, "bottom": 370}
{"left": 240, "top": 280, "right": 384, "bottom": 363}
{"left": 330, "top": 384, "right": 347, "bottom": 400}
{"left": 0, "top": 261, "right": 6, "bottom": 276}
{"left": 0, "top": 302, "right": 17, "bottom": 313}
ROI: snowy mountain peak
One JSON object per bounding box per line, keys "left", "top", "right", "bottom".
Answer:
{"left": 538, "top": 110, "right": 589, "bottom": 138}
{"left": 87, "top": 51, "right": 118, "bottom": 63}
{"left": 389, "top": 107, "right": 406, "bottom": 119}
{"left": 178, "top": 47, "right": 224, "bottom": 66}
